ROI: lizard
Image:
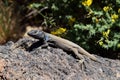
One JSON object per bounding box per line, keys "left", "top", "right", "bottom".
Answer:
{"left": 27, "top": 30, "right": 101, "bottom": 63}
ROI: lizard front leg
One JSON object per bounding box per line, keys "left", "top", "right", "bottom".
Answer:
{"left": 40, "top": 41, "right": 49, "bottom": 48}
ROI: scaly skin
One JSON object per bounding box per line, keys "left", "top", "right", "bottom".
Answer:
{"left": 28, "top": 30, "right": 101, "bottom": 63}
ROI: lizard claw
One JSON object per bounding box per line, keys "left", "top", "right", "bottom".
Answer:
{"left": 77, "top": 58, "right": 84, "bottom": 64}
{"left": 47, "top": 46, "right": 51, "bottom": 50}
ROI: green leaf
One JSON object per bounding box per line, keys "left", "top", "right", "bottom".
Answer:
{"left": 31, "top": 3, "right": 42, "bottom": 8}
{"left": 51, "top": 4, "right": 58, "bottom": 11}
{"left": 116, "top": 0, "right": 120, "bottom": 5}
{"left": 74, "top": 24, "right": 84, "bottom": 29}
{"left": 63, "top": 0, "right": 67, "bottom": 3}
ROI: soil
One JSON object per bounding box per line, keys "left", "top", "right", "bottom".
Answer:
{"left": 0, "top": 37, "right": 120, "bottom": 80}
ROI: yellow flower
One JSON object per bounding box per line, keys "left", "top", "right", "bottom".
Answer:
{"left": 117, "top": 43, "right": 120, "bottom": 48}
{"left": 118, "top": 8, "right": 120, "bottom": 14}
{"left": 69, "top": 17, "right": 76, "bottom": 22}
{"left": 68, "top": 17, "right": 76, "bottom": 26}
{"left": 102, "top": 29, "right": 110, "bottom": 38}
{"left": 111, "top": 14, "right": 119, "bottom": 22}
{"left": 111, "top": 14, "right": 119, "bottom": 19}
{"left": 103, "top": 6, "right": 111, "bottom": 12}
{"left": 51, "top": 28, "right": 66, "bottom": 36}
{"left": 95, "top": 18, "right": 99, "bottom": 23}
{"left": 99, "top": 41, "right": 103, "bottom": 46}
{"left": 82, "top": 0, "right": 93, "bottom": 7}
{"left": 28, "top": 4, "right": 33, "bottom": 8}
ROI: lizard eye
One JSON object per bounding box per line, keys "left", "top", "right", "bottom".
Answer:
{"left": 34, "top": 30, "right": 39, "bottom": 34}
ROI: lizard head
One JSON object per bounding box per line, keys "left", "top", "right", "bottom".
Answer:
{"left": 27, "top": 30, "right": 45, "bottom": 40}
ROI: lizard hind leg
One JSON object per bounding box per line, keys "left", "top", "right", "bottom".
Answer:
{"left": 71, "top": 48, "right": 85, "bottom": 64}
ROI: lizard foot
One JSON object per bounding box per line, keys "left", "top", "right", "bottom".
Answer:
{"left": 77, "top": 58, "right": 84, "bottom": 64}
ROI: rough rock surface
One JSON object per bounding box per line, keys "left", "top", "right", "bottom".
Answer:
{"left": 0, "top": 37, "right": 120, "bottom": 80}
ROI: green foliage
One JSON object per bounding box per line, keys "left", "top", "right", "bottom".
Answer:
{"left": 67, "top": 0, "right": 120, "bottom": 52}
{"left": 28, "top": 2, "right": 56, "bottom": 28}
{"left": 46, "top": 0, "right": 82, "bottom": 25}
{"left": 28, "top": 0, "right": 83, "bottom": 27}
{"left": 28, "top": 0, "right": 120, "bottom": 53}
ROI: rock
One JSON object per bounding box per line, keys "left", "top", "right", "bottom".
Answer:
{"left": 0, "top": 38, "right": 119, "bottom": 80}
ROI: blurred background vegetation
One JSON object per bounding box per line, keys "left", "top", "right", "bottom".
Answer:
{"left": 0, "top": 0, "right": 120, "bottom": 58}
